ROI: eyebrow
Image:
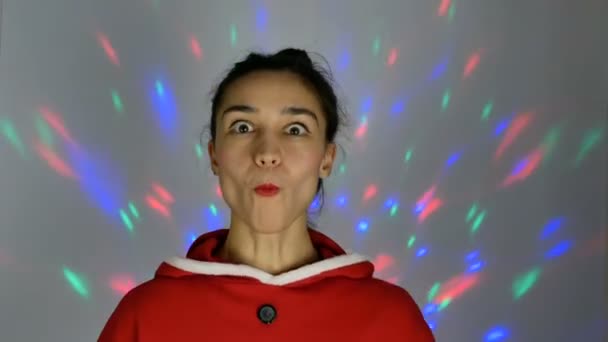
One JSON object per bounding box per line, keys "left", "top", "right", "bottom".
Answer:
{"left": 221, "top": 104, "right": 319, "bottom": 126}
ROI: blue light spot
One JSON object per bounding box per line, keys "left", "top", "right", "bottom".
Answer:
{"left": 255, "top": 7, "right": 268, "bottom": 31}
{"left": 357, "top": 220, "right": 369, "bottom": 232}
{"left": 416, "top": 247, "right": 428, "bottom": 258}
{"left": 336, "top": 195, "right": 347, "bottom": 207}
{"left": 423, "top": 303, "right": 438, "bottom": 315}
{"left": 466, "top": 250, "right": 480, "bottom": 262}
{"left": 468, "top": 260, "right": 484, "bottom": 273}
{"left": 485, "top": 326, "right": 509, "bottom": 341}
{"left": 429, "top": 57, "right": 449, "bottom": 81}
{"left": 391, "top": 99, "right": 406, "bottom": 115}
{"left": 384, "top": 198, "right": 396, "bottom": 208}
{"left": 540, "top": 217, "right": 565, "bottom": 240}
{"left": 494, "top": 116, "right": 511, "bottom": 137}
{"left": 338, "top": 50, "right": 350, "bottom": 71}
{"left": 445, "top": 150, "right": 462, "bottom": 168}
{"left": 545, "top": 240, "right": 573, "bottom": 260}
{"left": 361, "top": 96, "right": 373, "bottom": 113}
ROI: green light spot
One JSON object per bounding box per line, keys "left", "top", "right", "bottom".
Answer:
{"left": 575, "top": 126, "right": 604, "bottom": 166}
{"left": 512, "top": 267, "right": 541, "bottom": 300}
{"left": 372, "top": 37, "right": 381, "bottom": 57}
{"left": 35, "top": 116, "right": 54, "bottom": 149}
{"left": 404, "top": 148, "right": 413, "bottom": 163}
{"left": 481, "top": 101, "right": 493, "bottom": 121}
{"left": 210, "top": 204, "right": 218, "bottom": 216}
{"left": 407, "top": 235, "right": 416, "bottom": 248}
{"left": 389, "top": 204, "right": 398, "bottom": 217}
{"left": 541, "top": 125, "right": 562, "bottom": 165}
{"left": 438, "top": 297, "right": 451, "bottom": 311}
{"left": 111, "top": 89, "right": 124, "bottom": 113}
{"left": 427, "top": 282, "right": 441, "bottom": 302}
{"left": 1, "top": 118, "right": 26, "bottom": 158}
{"left": 120, "top": 209, "right": 134, "bottom": 232}
{"left": 195, "top": 143, "right": 203, "bottom": 159}
{"left": 448, "top": 3, "right": 455, "bottom": 22}
{"left": 230, "top": 24, "right": 238, "bottom": 47}
{"left": 62, "top": 266, "right": 90, "bottom": 298}
{"left": 470, "top": 210, "right": 486, "bottom": 234}
{"left": 441, "top": 89, "right": 451, "bottom": 112}
{"left": 466, "top": 203, "right": 478, "bottom": 222}
{"left": 128, "top": 201, "right": 140, "bottom": 220}
{"left": 339, "top": 164, "right": 346, "bottom": 174}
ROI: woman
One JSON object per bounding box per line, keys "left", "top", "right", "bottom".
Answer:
{"left": 99, "top": 48, "right": 434, "bottom": 341}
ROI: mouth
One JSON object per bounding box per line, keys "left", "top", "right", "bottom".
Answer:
{"left": 254, "top": 183, "right": 280, "bottom": 196}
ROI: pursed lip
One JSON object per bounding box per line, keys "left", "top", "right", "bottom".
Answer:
{"left": 254, "top": 183, "right": 280, "bottom": 191}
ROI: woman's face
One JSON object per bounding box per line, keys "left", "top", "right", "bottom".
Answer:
{"left": 208, "top": 70, "right": 336, "bottom": 234}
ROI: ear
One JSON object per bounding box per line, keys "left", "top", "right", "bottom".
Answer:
{"left": 319, "top": 143, "right": 337, "bottom": 179}
{"left": 208, "top": 140, "right": 218, "bottom": 175}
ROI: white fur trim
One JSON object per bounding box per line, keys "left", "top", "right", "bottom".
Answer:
{"left": 164, "top": 253, "right": 370, "bottom": 286}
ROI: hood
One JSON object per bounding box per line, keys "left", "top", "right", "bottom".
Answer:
{"left": 155, "top": 228, "right": 374, "bottom": 286}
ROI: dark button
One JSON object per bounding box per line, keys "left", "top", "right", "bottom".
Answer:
{"left": 257, "top": 304, "right": 277, "bottom": 324}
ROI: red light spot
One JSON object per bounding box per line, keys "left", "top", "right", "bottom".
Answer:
{"left": 189, "top": 35, "right": 203, "bottom": 61}
{"left": 363, "top": 184, "right": 378, "bottom": 201}
{"left": 437, "top": 0, "right": 451, "bottom": 16}
{"left": 96, "top": 32, "right": 120, "bottom": 66}
{"left": 387, "top": 48, "right": 398, "bottom": 66}
{"left": 34, "top": 140, "right": 78, "bottom": 180}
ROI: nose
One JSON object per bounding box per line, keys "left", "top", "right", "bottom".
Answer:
{"left": 254, "top": 136, "right": 281, "bottom": 168}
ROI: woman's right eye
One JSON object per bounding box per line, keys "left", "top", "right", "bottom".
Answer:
{"left": 230, "top": 121, "right": 253, "bottom": 134}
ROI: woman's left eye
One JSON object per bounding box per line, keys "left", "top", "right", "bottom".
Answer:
{"left": 286, "top": 123, "right": 309, "bottom": 135}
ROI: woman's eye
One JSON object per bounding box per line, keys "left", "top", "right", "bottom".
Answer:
{"left": 286, "top": 123, "right": 309, "bottom": 136}
{"left": 231, "top": 121, "right": 252, "bottom": 134}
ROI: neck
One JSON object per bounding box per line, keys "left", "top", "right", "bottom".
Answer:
{"left": 218, "top": 218, "right": 320, "bottom": 275}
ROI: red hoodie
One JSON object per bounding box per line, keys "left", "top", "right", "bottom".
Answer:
{"left": 99, "top": 228, "right": 435, "bottom": 341}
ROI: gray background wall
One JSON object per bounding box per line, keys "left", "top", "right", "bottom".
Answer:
{"left": 0, "top": 0, "right": 606, "bottom": 341}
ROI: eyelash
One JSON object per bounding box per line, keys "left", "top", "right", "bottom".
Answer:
{"left": 229, "top": 120, "right": 310, "bottom": 135}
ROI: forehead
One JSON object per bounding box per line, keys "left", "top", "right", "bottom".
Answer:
{"left": 220, "top": 71, "right": 323, "bottom": 113}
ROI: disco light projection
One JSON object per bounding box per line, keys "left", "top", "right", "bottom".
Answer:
{"left": 545, "top": 240, "right": 573, "bottom": 260}
{"left": 355, "top": 116, "right": 368, "bottom": 138}
{"left": 466, "top": 203, "right": 478, "bottom": 222}
{"left": 404, "top": 148, "right": 413, "bottom": 163}
{"left": 372, "top": 37, "right": 381, "bottom": 57}
{"left": 338, "top": 163, "right": 346, "bottom": 174}
{"left": 335, "top": 195, "right": 347, "bottom": 207}
{"left": 390, "top": 99, "right": 406, "bottom": 117}
{"left": 428, "top": 56, "right": 449, "bottom": 82}
{"left": 361, "top": 96, "right": 373, "bottom": 114}
{"left": 540, "top": 125, "right": 562, "bottom": 164}
{"left": 145, "top": 194, "right": 171, "bottom": 218}
{"left": 62, "top": 266, "right": 90, "bottom": 299}
{"left": 189, "top": 35, "right": 203, "bottom": 60}
{"left": 204, "top": 203, "right": 224, "bottom": 231}
{"left": 387, "top": 48, "right": 398, "bottom": 66}
{"left": 441, "top": 89, "right": 451, "bottom": 112}
{"left": 35, "top": 115, "right": 55, "bottom": 149}
{"left": 445, "top": 150, "right": 462, "bottom": 169}
{"left": 256, "top": 6, "right": 268, "bottom": 32}
{"left": 215, "top": 184, "right": 223, "bottom": 198}
{"left": 465, "top": 249, "right": 485, "bottom": 273}
{"left": 119, "top": 208, "right": 135, "bottom": 233}
{"left": 96, "top": 32, "right": 120, "bottom": 66}
{"left": 437, "top": 297, "right": 451, "bottom": 311}
{"left": 128, "top": 201, "right": 140, "bottom": 220}
{"left": 433, "top": 273, "right": 480, "bottom": 305}
{"left": 416, "top": 247, "right": 428, "bottom": 258}
{"left": 337, "top": 50, "right": 351, "bottom": 72}
{"left": 407, "top": 235, "right": 416, "bottom": 249}
{"left": 494, "top": 112, "right": 533, "bottom": 161}
{"left": 363, "top": 184, "right": 378, "bottom": 201}
{"left": 512, "top": 267, "right": 541, "bottom": 300}
{"left": 230, "top": 24, "right": 238, "bottom": 47}
{"left": 356, "top": 219, "right": 369, "bottom": 232}
{"left": 484, "top": 326, "right": 510, "bottom": 341}
{"left": 373, "top": 253, "right": 395, "bottom": 273}
{"left": 500, "top": 147, "right": 544, "bottom": 188}
{"left": 109, "top": 274, "right": 136, "bottom": 296}
{"left": 448, "top": 3, "right": 456, "bottom": 22}
{"left": 574, "top": 126, "right": 604, "bottom": 166}
{"left": 470, "top": 210, "right": 486, "bottom": 235}
{"left": 481, "top": 101, "right": 493, "bottom": 121}
{"left": 493, "top": 114, "right": 512, "bottom": 137}
{"left": 39, "top": 107, "right": 78, "bottom": 147}
{"left": 437, "top": 0, "right": 451, "bottom": 16}
{"left": 427, "top": 282, "right": 441, "bottom": 302}
{"left": 0, "top": 118, "right": 26, "bottom": 158}
{"left": 539, "top": 216, "right": 566, "bottom": 240}
{"left": 463, "top": 51, "right": 481, "bottom": 79}
{"left": 34, "top": 141, "right": 78, "bottom": 180}
{"left": 111, "top": 89, "right": 124, "bottom": 113}
{"left": 149, "top": 79, "right": 179, "bottom": 140}
{"left": 119, "top": 201, "right": 141, "bottom": 234}
{"left": 152, "top": 183, "right": 174, "bottom": 204}
{"left": 194, "top": 143, "right": 204, "bottom": 160}
{"left": 415, "top": 185, "right": 443, "bottom": 223}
